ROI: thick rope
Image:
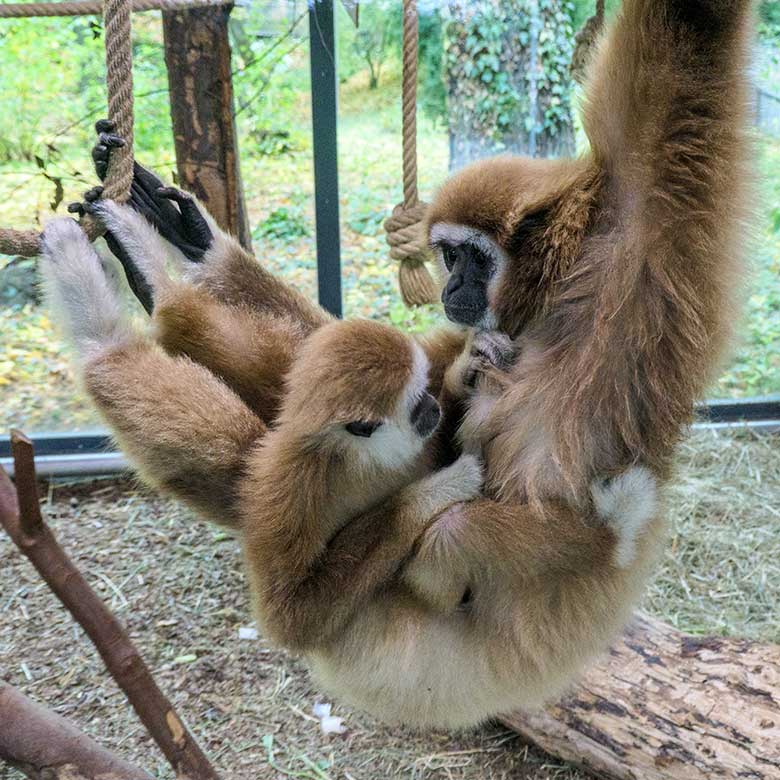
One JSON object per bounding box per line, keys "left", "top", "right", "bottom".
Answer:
{"left": 0, "top": 0, "right": 229, "bottom": 18}
{"left": 383, "top": 0, "right": 439, "bottom": 307}
{"left": 101, "top": 0, "right": 134, "bottom": 201}
{"left": 0, "top": 0, "right": 135, "bottom": 256}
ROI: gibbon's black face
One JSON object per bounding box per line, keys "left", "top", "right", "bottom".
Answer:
{"left": 344, "top": 391, "right": 440, "bottom": 441}
{"left": 410, "top": 391, "right": 441, "bottom": 438}
{"left": 440, "top": 243, "right": 496, "bottom": 327}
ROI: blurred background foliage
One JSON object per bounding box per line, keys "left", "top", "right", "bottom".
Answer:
{"left": 0, "top": 0, "right": 779, "bottom": 431}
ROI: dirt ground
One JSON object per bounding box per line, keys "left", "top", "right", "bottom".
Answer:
{"left": 1, "top": 427, "right": 778, "bottom": 779}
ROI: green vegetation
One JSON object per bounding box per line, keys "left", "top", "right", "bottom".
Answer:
{"left": 0, "top": 3, "right": 778, "bottom": 433}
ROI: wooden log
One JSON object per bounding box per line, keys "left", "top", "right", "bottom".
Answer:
{"left": 502, "top": 614, "right": 780, "bottom": 780}
{"left": 0, "top": 681, "right": 153, "bottom": 780}
{"left": 161, "top": 3, "right": 252, "bottom": 248}
{"left": 0, "top": 431, "right": 221, "bottom": 780}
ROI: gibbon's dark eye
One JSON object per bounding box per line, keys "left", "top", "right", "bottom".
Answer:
{"left": 443, "top": 245, "right": 458, "bottom": 272}
{"left": 459, "top": 588, "right": 473, "bottom": 608}
{"left": 345, "top": 420, "right": 382, "bottom": 438}
{"left": 472, "top": 247, "right": 489, "bottom": 269}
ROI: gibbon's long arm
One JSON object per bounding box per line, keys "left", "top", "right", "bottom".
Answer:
{"left": 86, "top": 198, "right": 308, "bottom": 425}
{"left": 405, "top": 467, "right": 661, "bottom": 616}
{"left": 544, "top": 0, "right": 753, "bottom": 471}
{"left": 40, "top": 218, "right": 266, "bottom": 528}
{"left": 89, "top": 124, "right": 329, "bottom": 332}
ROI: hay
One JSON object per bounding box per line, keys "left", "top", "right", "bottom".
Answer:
{"left": 0, "top": 426, "right": 777, "bottom": 778}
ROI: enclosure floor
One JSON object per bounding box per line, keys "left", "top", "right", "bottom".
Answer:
{"left": 2, "top": 428, "right": 778, "bottom": 779}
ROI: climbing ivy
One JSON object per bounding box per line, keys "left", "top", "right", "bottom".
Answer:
{"left": 444, "top": 0, "right": 576, "bottom": 168}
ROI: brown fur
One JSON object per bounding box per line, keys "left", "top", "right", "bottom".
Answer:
{"left": 428, "top": 0, "right": 754, "bottom": 507}
{"left": 84, "top": 337, "right": 267, "bottom": 526}
{"left": 240, "top": 318, "right": 482, "bottom": 648}
{"left": 39, "top": 0, "right": 753, "bottom": 730}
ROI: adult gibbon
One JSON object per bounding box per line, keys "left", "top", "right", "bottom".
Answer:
{"left": 42, "top": 0, "right": 752, "bottom": 727}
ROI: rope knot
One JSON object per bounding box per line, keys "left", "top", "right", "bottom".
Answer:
{"left": 384, "top": 202, "right": 439, "bottom": 307}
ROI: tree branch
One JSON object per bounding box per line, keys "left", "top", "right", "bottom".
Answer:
{"left": 0, "top": 681, "right": 153, "bottom": 780}
{"left": 0, "top": 430, "right": 220, "bottom": 780}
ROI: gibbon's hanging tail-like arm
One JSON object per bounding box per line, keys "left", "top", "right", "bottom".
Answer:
{"left": 550, "top": 0, "right": 754, "bottom": 476}
{"left": 546, "top": 0, "right": 755, "bottom": 483}
{"left": 40, "top": 218, "right": 266, "bottom": 528}
{"left": 426, "top": 0, "right": 754, "bottom": 505}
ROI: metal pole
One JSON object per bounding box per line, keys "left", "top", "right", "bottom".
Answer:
{"left": 308, "top": 0, "right": 343, "bottom": 317}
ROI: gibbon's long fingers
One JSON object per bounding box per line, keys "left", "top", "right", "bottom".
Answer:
{"left": 91, "top": 120, "right": 207, "bottom": 261}
{"left": 91, "top": 123, "right": 125, "bottom": 181}
{"left": 40, "top": 217, "right": 129, "bottom": 355}
{"left": 84, "top": 338, "right": 267, "bottom": 528}
{"left": 155, "top": 186, "right": 214, "bottom": 256}
{"left": 91, "top": 200, "right": 178, "bottom": 304}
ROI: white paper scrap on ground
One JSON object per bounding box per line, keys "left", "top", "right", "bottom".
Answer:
{"left": 313, "top": 701, "right": 347, "bottom": 735}
{"left": 238, "top": 626, "right": 258, "bottom": 640}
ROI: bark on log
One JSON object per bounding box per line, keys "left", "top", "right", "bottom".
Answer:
{"left": 162, "top": 3, "right": 252, "bottom": 248}
{"left": 0, "top": 681, "right": 153, "bottom": 780}
{"left": 0, "top": 432, "right": 220, "bottom": 780}
{"left": 502, "top": 614, "right": 780, "bottom": 780}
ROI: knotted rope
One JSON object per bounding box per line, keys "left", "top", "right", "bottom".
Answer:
{"left": 0, "top": 0, "right": 136, "bottom": 257}
{"left": 383, "top": 0, "right": 439, "bottom": 307}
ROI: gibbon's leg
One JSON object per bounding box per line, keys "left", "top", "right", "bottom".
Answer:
{"left": 244, "top": 454, "right": 484, "bottom": 651}
{"left": 403, "top": 468, "right": 661, "bottom": 613}
{"left": 91, "top": 199, "right": 304, "bottom": 423}
{"left": 40, "top": 218, "right": 267, "bottom": 528}
{"left": 91, "top": 121, "right": 330, "bottom": 333}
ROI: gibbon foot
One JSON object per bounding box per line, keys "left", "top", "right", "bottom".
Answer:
{"left": 40, "top": 217, "right": 128, "bottom": 351}
{"left": 91, "top": 119, "right": 214, "bottom": 263}
{"left": 591, "top": 467, "right": 658, "bottom": 569}
{"left": 68, "top": 188, "right": 155, "bottom": 315}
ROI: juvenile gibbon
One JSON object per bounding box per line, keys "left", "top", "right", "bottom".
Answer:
{"left": 41, "top": 0, "right": 753, "bottom": 728}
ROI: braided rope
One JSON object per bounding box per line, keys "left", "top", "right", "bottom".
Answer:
{"left": 101, "top": 0, "right": 133, "bottom": 201}
{"left": 0, "top": 0, "right": 228, "bottom": 18}
{"left": 0, "top": 0, "right": 136, "bottom": 257}
{"left": 383, "top": 0, "right": 438, "bottom": 307}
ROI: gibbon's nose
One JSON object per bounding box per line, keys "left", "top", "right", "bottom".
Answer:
{"left": 411, "top": 392, "right": 441, "bottom": 438}
{"left": 443, "top": 272, "right": 464, "bottom": 300}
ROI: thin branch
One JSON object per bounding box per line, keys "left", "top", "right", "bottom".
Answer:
{"left": 0, "top": 431, "right": 221, "bottom": 780}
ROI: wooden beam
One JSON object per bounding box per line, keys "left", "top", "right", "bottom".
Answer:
{"left": 502, "top": 614, "right": 780, "bottom": 780}
{"left": 162, "top": 3, "right": 252, "bottom": 248}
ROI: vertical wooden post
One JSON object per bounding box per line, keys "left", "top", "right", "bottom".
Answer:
{"left": 161, "top": 4, "right": 252, "bottom": 249}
